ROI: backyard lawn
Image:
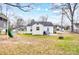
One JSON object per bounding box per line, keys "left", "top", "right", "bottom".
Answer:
{"left": 0, "top": 32, "right": 79, "bottom": 55}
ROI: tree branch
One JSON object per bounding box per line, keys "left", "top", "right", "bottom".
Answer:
{"left": 4, "top": 3, "right": 32, "bottom": 7}
{"left": 67, "top": 3, "right": 73, "bottom": 16}
{"left": 63, "top": 9, "right": 71, "bottom": 22}
{"left": 4, "top": 3, "right": 33, "bottom": 12}
{"left": 72, "top": 3, "right": 77, "bottom": 15}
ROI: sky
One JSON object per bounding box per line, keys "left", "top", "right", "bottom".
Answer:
{"left": 0, "top": 3, "right": 79, "bottom": 25}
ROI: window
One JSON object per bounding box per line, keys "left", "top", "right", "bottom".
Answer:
{"left": 36, "top": 27, "right": 40, "bottom": 30}
{"left": 47, "top": 28, "right": 49, "bottom": 31}
{"left": 30, "top": 29, "right": 32, "bottom": 31}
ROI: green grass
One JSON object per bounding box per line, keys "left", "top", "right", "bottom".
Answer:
{"left": 18, "top": 33, "right": 76, "bottom": 40}
{"left": 0, "top": 33, "right": 79, "bottom": 55}
{"left": 56, "top": 41, "right": 79, "bottom": 54}
{"left": 17, "top": 33, "right": 79, "bottom": 54}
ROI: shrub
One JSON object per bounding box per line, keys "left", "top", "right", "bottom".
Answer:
{"left": 8, "top": 27, "right": 13, "bottom": 38}
{"left": 58, "top": 36, "right": 64, "bottom": 39}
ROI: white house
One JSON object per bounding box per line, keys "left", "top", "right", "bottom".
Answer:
{"left": 26, "top": 21, "right": 53, "bottom": 35}
{"left": 74, "top": 23, "right": 79, "bottom": 33}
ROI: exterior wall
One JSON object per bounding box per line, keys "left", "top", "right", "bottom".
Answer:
{"left": 44, "top": 26, "right": 53, "bottom": 34}
{"left": 74, "top": 25, "right": 79, "bottom": 33}
{"left": 26, "top": 26, "right": 32, "bottom": 34}
{"left": 49, "top": 26, "right": 53, "bottom": 34}
{"left": 26, "top": 24, "right": 53, "bottom": 35}
{"left": 32, "top": 24, "right": 44, "bottom": 35}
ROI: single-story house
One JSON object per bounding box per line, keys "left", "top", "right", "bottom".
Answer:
{"left": 0, "top": 13, "right": 7, "bottom": 34}
{"left": 26, "top": 21, "right": 53, "bottom": 35}
{"left": 53, "top": 25, "right": 65, "bottom": 32}
{"left": 74, "top": 23, "right": 79, "bottom": 33}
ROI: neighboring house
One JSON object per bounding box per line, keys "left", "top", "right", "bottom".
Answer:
{"left": 74, "top": 23, "right": 79, "bottom": 33}
{"left": 15, "top": 25, "right": 27, "bottom": 34}
{"left": 9, "top": 25, "right": 26, "bottom": 35}
{"left": 13, "top": 18, "right": 27, "bottom": 34}
{"left": 0, "top": 13, "right": 7, "bottom": 34}
{"left": 54, "top": 25, "right": 65, "bottom": 32}
{"left": 26, "top": 21, "right": 53, "bottom": 35}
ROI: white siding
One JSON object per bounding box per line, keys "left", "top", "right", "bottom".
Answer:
{"left": 26, "top": 26, "right": 32, "bottom": 34}
{"left": 74, "top": 25, "right": 79, "bottom": 33}
{"left": 49, "top": 26, "right": 53, "bottom": 34}
{"left": 44, "top": 26, "right": 53, "bottom": 34}
{"left": 26, "top": 24, "right": 54, "bottom": 35}
{"left": 32, "top": 24, "right": 44, "bottom": 35}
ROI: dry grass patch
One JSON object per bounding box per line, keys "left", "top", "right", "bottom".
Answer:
{"left": 0, "top": 33, "right": 79, "bottom": 54}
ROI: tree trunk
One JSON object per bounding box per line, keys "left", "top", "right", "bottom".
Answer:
{"left": 71, "top": 15, "right": 74, "bottom": 32}
{"left": 71, "top": 21, "right": 74, "bottom": 32}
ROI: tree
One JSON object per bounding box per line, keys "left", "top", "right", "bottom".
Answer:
{"left": 4, "top": 3, "right": 34, "bottom": 12}
{"left": 40, "top": 15, "right": 48, "bottom": 22}
{"left": 16, "top": 18, "right": 24, "bottom": 28}
{"left": 31, "top": 19, "right": 35, "bottom": 23}
{"left": 0, "top": 3, "right": 34, "bottom": 37}
{"left": 0, "top": 4, "right": 2, "bottom": 13}
{"left": 51, "top": 3, "right": 79, "bottom": 32}
{"left": 63, "top": 3, "right": 78, "bottom": 32}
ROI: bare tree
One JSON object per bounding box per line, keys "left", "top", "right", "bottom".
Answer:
{"left": 16, "top": 18, "right": 24, "bottom": 28}
{"left": 4, "top": 3, "right": 34, "bottom": 30}
{"left": 61, "top": 8, "right": 65, "bottom": 31}
{"left": 63, "top": 3, "right": 78, "bottom": 32}
{"left": 40, "top": 15, "right": 48, "bottom": 22}
{"left": 51, "top": 3, "right": 79, "bottom": 32}
{"left": 0, "top": 4, "right": 2, "bottom": 13}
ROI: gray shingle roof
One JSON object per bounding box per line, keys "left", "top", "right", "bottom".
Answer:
{"left": 27, "top": 21, "right": 53, "bottom": 26}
